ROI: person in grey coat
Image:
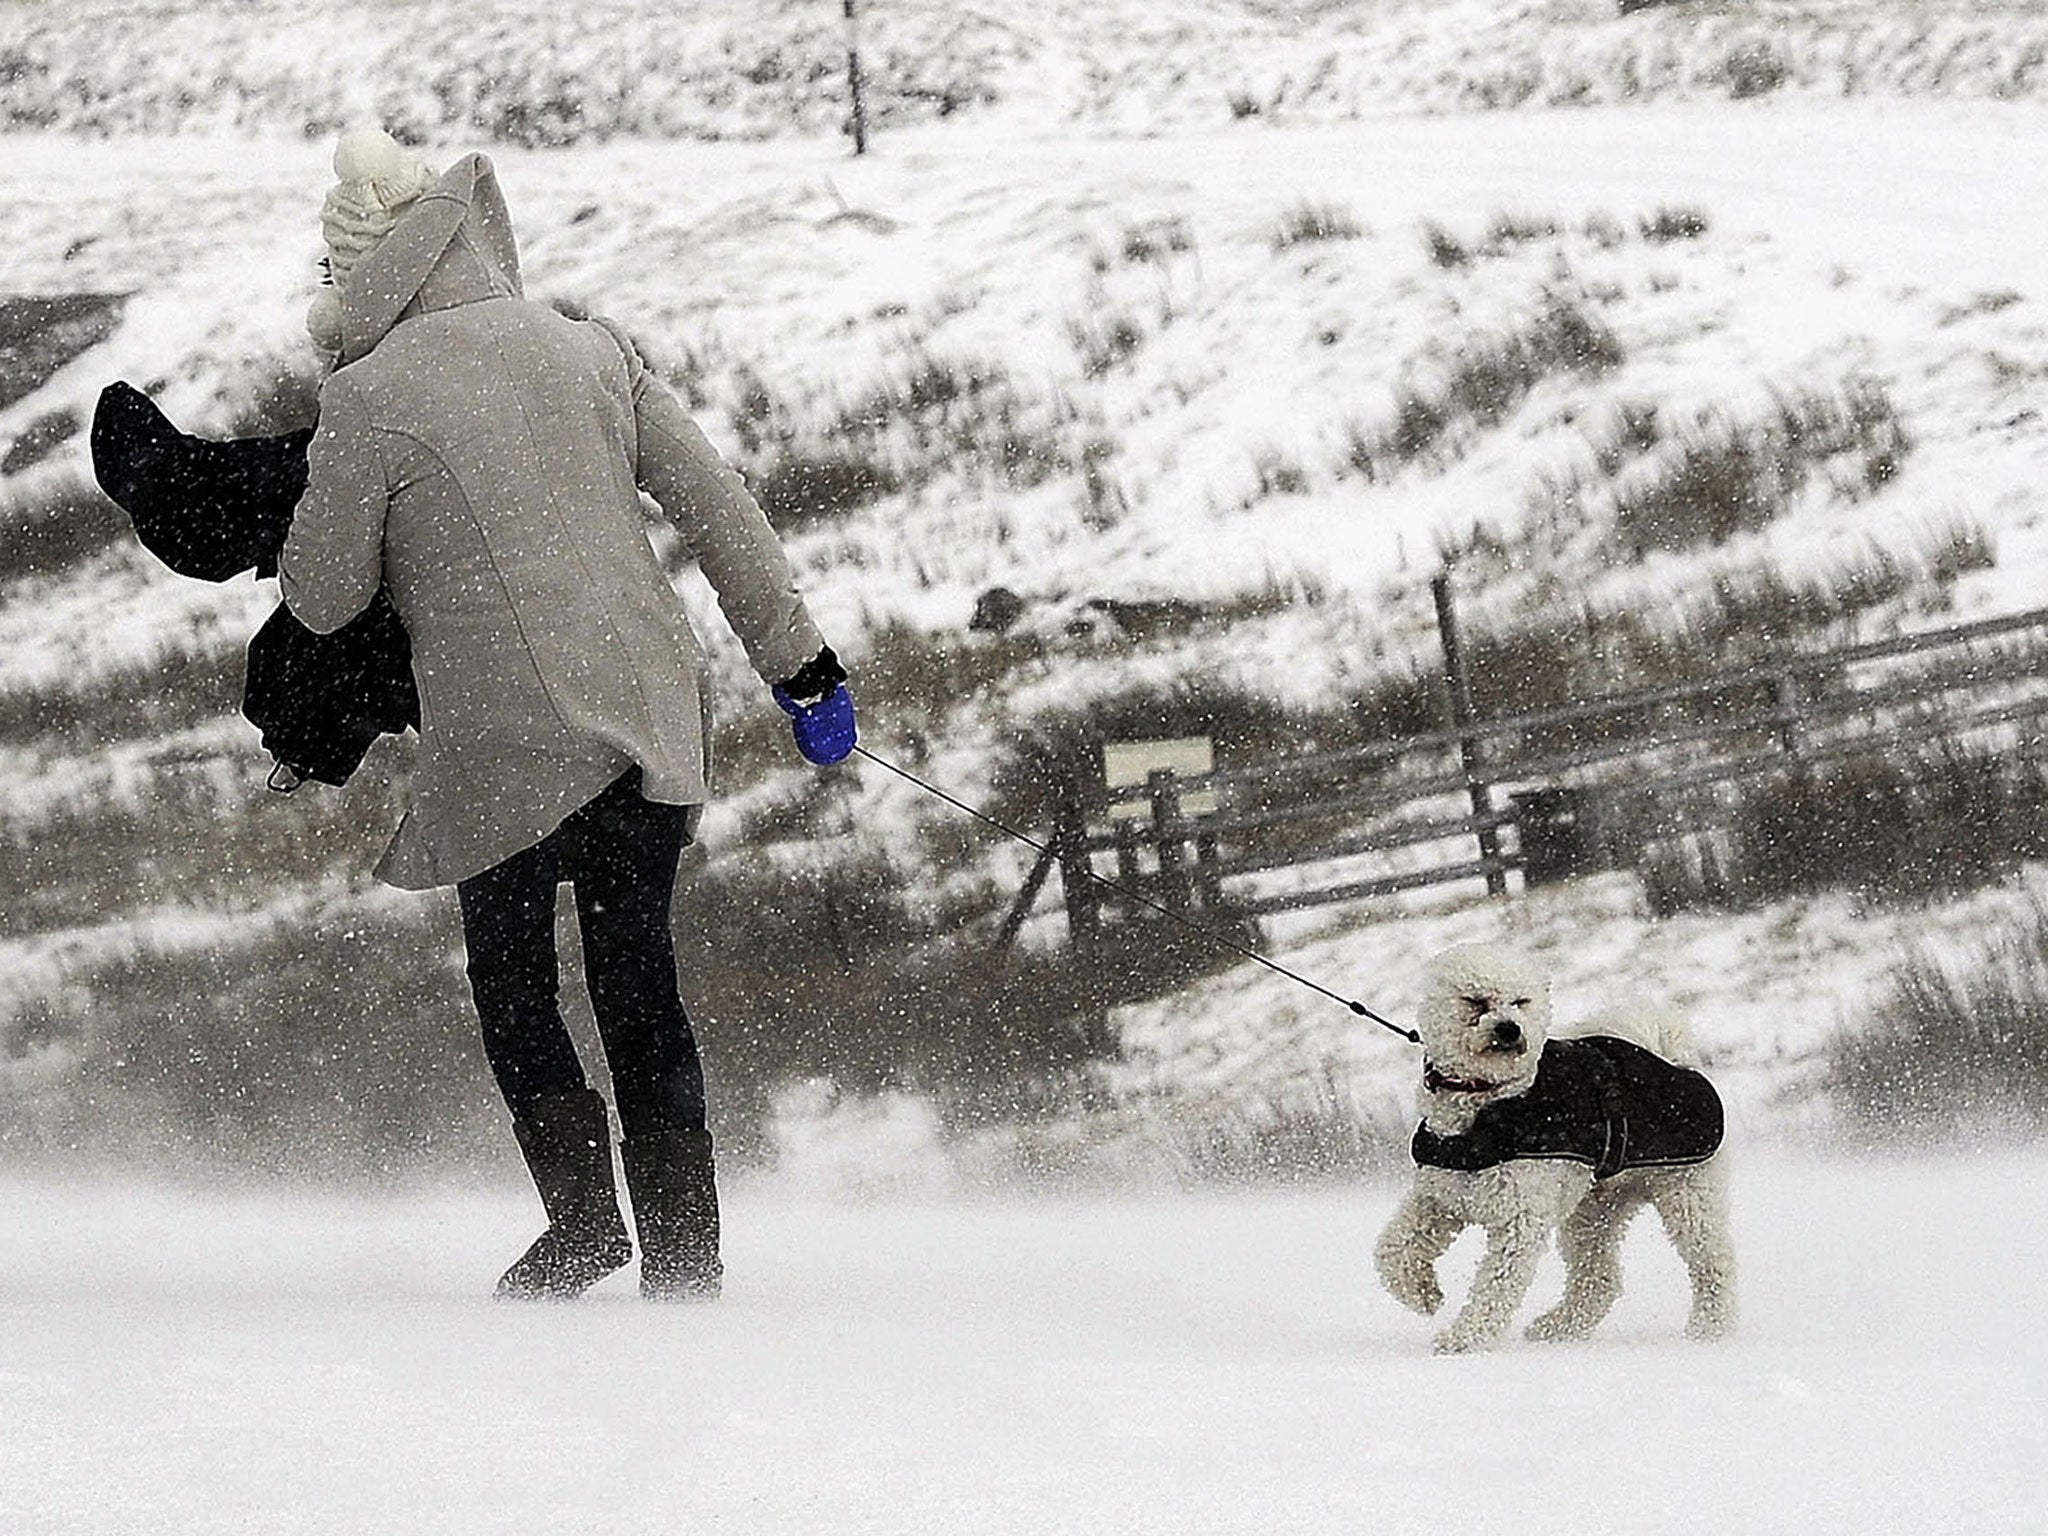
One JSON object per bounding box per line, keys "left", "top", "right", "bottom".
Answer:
{"left": 280, "top": 129, "right": 851, "bottom": 1301}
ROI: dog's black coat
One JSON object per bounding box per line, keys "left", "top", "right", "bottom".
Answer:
{"left": 90, "top": 381, "right": 418, "bottom": 785}
{"left": 1412, "top": 1034, "right": 1724, "bottom": 1181}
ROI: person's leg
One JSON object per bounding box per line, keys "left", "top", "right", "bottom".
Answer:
{"left": 557, "top": 773, "right": 707, "bottom": 1137}
{"left": 560, "top": 776, "right": 720, "bottom": 1299}
{"left": 456, "top": 839, "right": 582, "bottom": 1115}
{"left": 457, "top": 835, "right": 630, "bottom": 1299}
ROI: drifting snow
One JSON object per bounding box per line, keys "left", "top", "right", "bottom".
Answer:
{"left": 0, "top": 1153, "right": 2042, "bottom": 1535}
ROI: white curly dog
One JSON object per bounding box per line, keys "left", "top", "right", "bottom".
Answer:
{"left": 1375, "top": 943, "right": 1736, "bottom": 1353}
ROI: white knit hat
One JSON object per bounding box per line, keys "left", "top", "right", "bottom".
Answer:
{"left": 319, "top": 127, "right": 436, "bottom": 287}
{"left": 307, "top": 127, "right": 435, "bottom": 352}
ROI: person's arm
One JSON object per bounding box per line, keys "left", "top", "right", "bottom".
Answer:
{"left": 599, "top": 321, "right": 826, "bottom": 687}
{"left": 278, "top": 372, "right": 387, "bottom": 635}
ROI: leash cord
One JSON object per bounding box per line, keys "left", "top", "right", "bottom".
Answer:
{"left": 848, "top": 744, "right": 1421, "bottom": 1044}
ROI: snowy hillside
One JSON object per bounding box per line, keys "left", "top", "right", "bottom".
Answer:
{"left": 7, "top": 0, "right": 2048, "bottom": 141}
{"left": 5, "top": 1, "right": 2048, "bottom": 1179}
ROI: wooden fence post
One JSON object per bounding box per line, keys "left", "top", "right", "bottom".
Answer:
{"left": 1433, "top": 570, "right": 1508, "bottom": 896}
{"left": 1053, "top": 768, "right": 1100, "bottom": 957}
{"left": 1194, "top": 830, "right": 1223, "bottom": 910}
{"left": 1113, "top": 817, "right": 1142, "bottom": 916}
{"left": 1147, "top": 767, "right": 1193, "bottom": 914}
{"left": 994, "top": 840, "right": 1057, "bottom": 951}
{"left": 1774, "top": 670, "right": 1807, "bottom": 759}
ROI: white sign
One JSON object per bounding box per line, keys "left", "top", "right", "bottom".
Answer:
{"left": 1102, "top": 736, "right": 1217, "bottom": 820}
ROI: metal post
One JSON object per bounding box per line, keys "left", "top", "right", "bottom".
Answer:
{"left": 843, "top": 0, "right": 869, "bottom": 156}
{"left": 1433, "top": 570, "right": 1507, "bottom": 896}
{"left": 1148, "top": 767, "right": 1190, "bottom": 914}
{"left": 1053, "top": 759, "right": 1109, "bottom": 1048}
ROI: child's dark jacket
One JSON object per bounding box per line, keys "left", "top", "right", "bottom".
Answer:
{"left": 90, "top": 380, "right": 418, "bottom": 786}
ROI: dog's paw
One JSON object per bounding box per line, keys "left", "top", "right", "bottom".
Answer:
{"left": 1685, "top": 1308, "right": 1736, "bottom": 1343}
{"left": 1382, "top": 1267, "right": 1443, "bottom": 1317}
{"left": 1524, "top": 1307, "right": 1587, "bottom": 1344}
{"left": 1431, "top": 1326, "right": 1491, "bottom": 1355}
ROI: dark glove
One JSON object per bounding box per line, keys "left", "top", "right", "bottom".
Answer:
{"left": 773, "top": 684, "right": 856, "bottom": 766}
{"left": 774, "top": 644, "right": 847, "bottom": 706}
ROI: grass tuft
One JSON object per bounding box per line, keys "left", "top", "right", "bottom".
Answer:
{"left": 1068, "top": 308, "right": 1148, "bottom": 378}
{"left": 1825, "top": 896, "right": 2048, "bottom": 1142}
{"left": 1639, "top": 205, "right": 1711, "bottom": 244}
{"left": 1421, "top": 222, "right": 1469, "bottom": 270}
{"left": 1271, "top": 200, "right": 1362, "bottom": 251}
{"left": 1343, "top": 290, "right": 1622, "bottom": 482}
{"left": 1610, "top": 379, "right": 1910, "bottom": 559}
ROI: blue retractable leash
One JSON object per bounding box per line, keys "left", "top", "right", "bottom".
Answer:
{"left": 774, "top": 682, "right": 859, "bottom": 766}
{"left": 779, "top": 695, "right": 1418, "bottom": 1045}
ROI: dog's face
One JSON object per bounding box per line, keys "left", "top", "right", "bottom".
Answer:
{"left": 1416, "top": 943, "right": 1553, "bottom": 1095}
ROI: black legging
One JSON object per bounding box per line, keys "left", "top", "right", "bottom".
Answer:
{"left": 456, "top": 769, "right": 707, "bottom": 1140}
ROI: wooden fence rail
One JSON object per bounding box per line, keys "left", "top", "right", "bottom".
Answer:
{"left": 998, "top": 596, "right": 2048, "bottom": 956}
{"left": 1097, "top": 599, "right": 2048, "bottom": 810}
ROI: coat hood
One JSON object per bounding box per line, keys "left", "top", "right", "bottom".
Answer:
{"left": 338, "top": 153, "right": 523, "bottom": 366}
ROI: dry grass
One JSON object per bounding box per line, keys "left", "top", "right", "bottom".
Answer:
{"left": 1609, "top": 379, "right": 1910, "bottom": 559}
{"left": 1068, "top": 307, "right": 1149, "bottom": 379}
{"left": 0, "top": 751, "right": 412, "bottom": 933}
{"left": 1343, "top": 289, "right": 1623, "bottom": 483}
{"left": 725, "top": 347, "right": 1075, "bottom": 531}
{"left": 1271, "top": 200, "right": 1363, "bottom": 251}
{"left": 1637, "top": 746, "right": 2048, "bottom": 917}
{"left": 1825, "top": 894, "right": 2048, "bottom": 1142}
{"left": 0, "top": 640, "right": 244, "bottom": 750}
{"left": 1639, "top": 205, "right": 1711, "bottom": 244}
{"left": 0, "top": 294, "right": 125, "bottom": 411}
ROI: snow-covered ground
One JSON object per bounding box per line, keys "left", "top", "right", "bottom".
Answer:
{"left": 1, "top": 1152, "right": 2042, "bottom": 1535}
{"left": 8, "top": 97, "right": 2048, "bottom": 871}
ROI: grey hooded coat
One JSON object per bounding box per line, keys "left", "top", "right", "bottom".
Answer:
{"left": 280, "top": 153, "right": 825, "bottom": 889}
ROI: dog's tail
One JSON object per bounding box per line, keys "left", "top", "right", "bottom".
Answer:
{"left": 1569, "top": 1005, "right": 1703, "bottom": 1067}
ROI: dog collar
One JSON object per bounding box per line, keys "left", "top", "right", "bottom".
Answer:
{"left": 1423, "top": 1063, "right": 1497, "bottom": 1095}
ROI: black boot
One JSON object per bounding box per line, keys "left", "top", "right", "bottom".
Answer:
{"left": 496, "top": 1087, "right": 634, "bottom": 1301}
{"left": 620, "top": 1128, "right": 723, "bottom": 1301}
